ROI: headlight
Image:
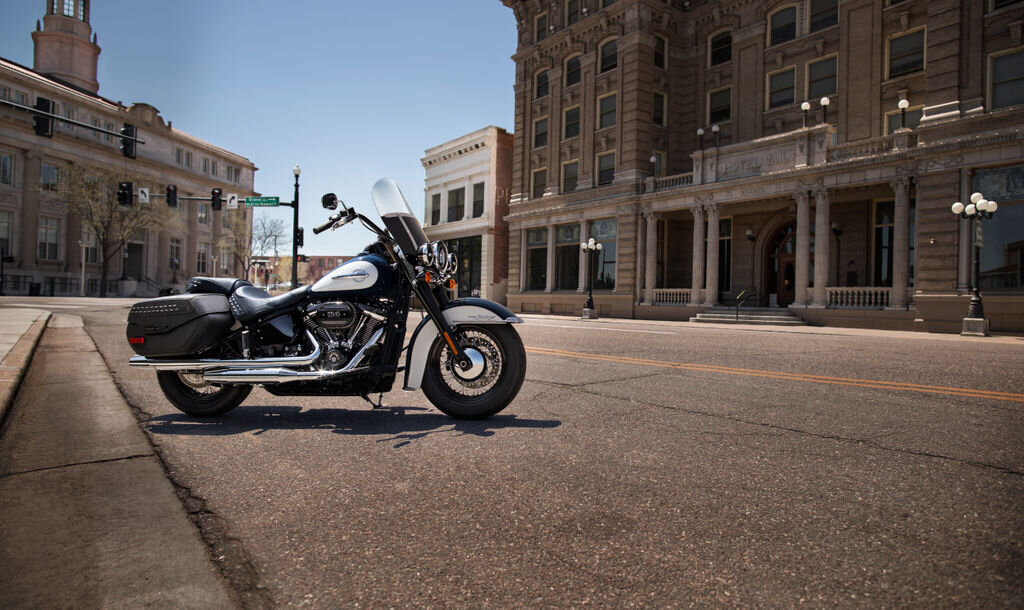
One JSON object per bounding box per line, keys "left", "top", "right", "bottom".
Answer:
{"left": 431, "top": 241, "right": 449, "bottom": 273}
{"left": 416, "top": 243, "right": 434, "bottom": 267}
{"left": 448, "top": 253, "right": 459, "bottom": 275}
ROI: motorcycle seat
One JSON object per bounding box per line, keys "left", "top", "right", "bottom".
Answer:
{"left": 187, "top": 277, "right": 252, "bottom": 296}
{"left": 229, "top": 284, "right": 310, "bottom": 323}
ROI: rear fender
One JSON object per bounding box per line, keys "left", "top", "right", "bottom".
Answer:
{"left": 403, "top": 298, "right": 523, "bottom": 391}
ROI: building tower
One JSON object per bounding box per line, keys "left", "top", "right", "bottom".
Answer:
{"left": 32, "top": 0, "right": 101, "bottom": 94}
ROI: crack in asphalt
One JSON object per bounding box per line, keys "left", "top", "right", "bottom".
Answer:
{"left": 84, "top": 322, "right": 275, "bottom": 610}
{"left": 529, "top": 379, "right": 1024, "bottom": 477}
{"left": 0, "top": 453, "right": 153, "bottom": 479}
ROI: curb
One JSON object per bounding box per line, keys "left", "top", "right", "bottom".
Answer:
{"left": 0, "top": 311, "right": 52, "bottom": 428}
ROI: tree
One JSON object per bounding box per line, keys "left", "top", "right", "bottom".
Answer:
{"left": 252, "top": 214, "right": 290, "bottom": 257}
{"left": 219, "top": 207, "right": 256, "bottom": 281}
{"left": 58, "top": 163, "right": 171, "bottom": 297}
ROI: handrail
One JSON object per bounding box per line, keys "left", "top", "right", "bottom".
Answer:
{"left": 734, "top": 288, "right": 756, "bottom": 320}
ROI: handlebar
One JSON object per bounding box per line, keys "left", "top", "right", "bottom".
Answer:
{"left": 312, "top": 213, "right": 341, "bottom": 235}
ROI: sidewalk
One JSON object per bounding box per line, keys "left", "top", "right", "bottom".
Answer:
{"left": 0, "top": 308, "right": 50, "bottom": 427}
{"left": 0, "top": 312, "right": 237, "bottom": 608}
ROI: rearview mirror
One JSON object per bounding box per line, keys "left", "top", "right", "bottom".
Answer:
{"left": 322, "top": 193, "right": 338, "bottom": 210}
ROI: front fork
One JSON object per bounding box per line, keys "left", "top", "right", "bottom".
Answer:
{"left": 413, "top": 282, "right": 472, "bottom": 371}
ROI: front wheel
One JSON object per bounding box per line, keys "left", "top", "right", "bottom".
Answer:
{"left": 421, "top": 325, "right": 526, "bottom": 419}
{"left": 156, "top": 370, "right": 252, "bottom": 417}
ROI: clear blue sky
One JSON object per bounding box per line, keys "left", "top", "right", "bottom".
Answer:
{"left": 1, "top": 0, "right": 517, "bottom": 255}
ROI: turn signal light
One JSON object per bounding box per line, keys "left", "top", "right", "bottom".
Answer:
{"left": 448, "top": 278, "right": 457, "bottom": 290}
{"left": 128, "top": 337, "right": 145, "bottom": 344}
{"left": 424, "top": 272, "right": 433, "bottom": 284}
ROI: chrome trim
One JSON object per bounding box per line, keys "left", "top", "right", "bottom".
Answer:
{"left": 128, "top": 331, "right": 322, "bottom": 371}
{"left": 331, "top": 269, "right": 370, "bottom": 281}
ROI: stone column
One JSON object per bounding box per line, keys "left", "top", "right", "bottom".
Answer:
{"left": 544, "top": 225, "right": 555, "bottom": 293}
{"left": 705, "top": 204, "right": 720, "bottom": 306}
{"left": 794, "top": 191, "right": 810, "bottom": 307}
{"left": 891, "top": 177, "right": 911, "bottom": 308}
{"left": 644, "top": 212, "right": 658, "bottom": 304}
{"left": 690, "top": 206, "right": 705, "bottom": 305}
{"left": 812, "top": 189, "right": 830, "bottom": 307}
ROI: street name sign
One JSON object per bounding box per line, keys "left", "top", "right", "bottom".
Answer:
{"left": 245, "top": 196, "right": 279, "bottom": 207}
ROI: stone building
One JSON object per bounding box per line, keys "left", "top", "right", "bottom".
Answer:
{"left": 500, "top": 0, "right": 1024, "bottom": 333}
{"left": 422, "top": 126, "right": 514, "bottom": 303}
{"left": 0, "top": 0, "right": 256, "bottom": 297}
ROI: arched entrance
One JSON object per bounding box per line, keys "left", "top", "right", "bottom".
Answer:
{"left": 764, "top": 221, "right": 814, "bottom": 307}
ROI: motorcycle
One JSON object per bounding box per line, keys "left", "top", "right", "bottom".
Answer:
{"left": 127, "top": 178, "right": 526, "bottom": 420}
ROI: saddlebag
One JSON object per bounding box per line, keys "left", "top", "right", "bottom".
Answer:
{"left": 126, "top": 293, "right": 234, "bottom": 357}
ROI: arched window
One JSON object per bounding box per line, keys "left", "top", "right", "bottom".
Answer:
{"left": 769, "top": 6, "right": 798, "bottom": 46}
{"left": 709, "top": 31, "right": 732, "bottom": 66}
{"left": 600, "top": 39, "right": 618, "bottom": 73}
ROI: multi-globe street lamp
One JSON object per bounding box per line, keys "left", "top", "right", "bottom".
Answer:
{"left": 951, "top": 192, "right": 998, "bottom": 329}
{"left": 291, "top": 164, "right": 300, "bottom": 289}
{"left": 581, "top": 237, "right": 603, "bottom": 317}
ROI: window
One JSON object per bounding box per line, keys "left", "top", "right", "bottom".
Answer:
{"left": 38, "top": 217, "right": 59, "bottom": 260}
{"left": 654, "top": 36, "right": 667, "bottom": 69}
{"left": 198, "top": 203, "right": 209, "bottom": 225}
{"left": 602, "top": 0, "right": 617, "bottom": 7}
{"left": 651, "top": 151, "right": 665, "bottom": 178}
{"left": 600, "top": 39, "right": 618, "bottom": 73}
{"left": 535, "top": 70, "right": 549, "bottom": 99}
{"left": 653, "top": 92, "right": 666, "bottom": 127}
{"left": 991, "top": 49, "right": 1024, "bottom": 109}
{"left": 873, "top": 201, "right": 894, "bottom": 286}
{"left": 809, "top": 0, "right": 838, "bottom": 31}
{"left": 992, "top": 0, "right": 1022, "bottom": 9}
{"left": 185, "top": 151, "right": 193, "bottom": 169}
{"left": 41, "top": 164, "right": 59, "bottom": 191}
{"left": 598, "top": 94, "right": 617, "bottom": 129}
{"left": 169, "top": 238, "right": 182, "bottom": 271}
{"left": 566, "top": 0, "right": 580, "bottom": 25}
{"left": 709, "top": 88, "right": 731, "bottom": 123}
{"left": 565, "top": 55, "right": 582, "bottom": 86}
{"left": 203, "top": 158, "right": 209, "bottom": 174}
{"left": 589, "top": 218, "right": 617, "bottom": 289}
{"left": 710, "top": 31, "right": 731, "bottom": 66}
{"left": 562, "top": 161, "right": 579, "bottom": 193}
{"left": 211, "top": 161, "right": 218, "bottom": 177}
{"left": 532, "top": 169, "right": 547, "bottom": 199}
{"left": 472, "top": 182, "right": 485, "bottom": 218}
{"left": 451, "top": 236, "right": 482, "bottom": 298}
{"left": 555, "top": 223, "right": 580, "bottom": 290}
{"left": 175, "top": 148, "right": 183, "bottom": 166}
{"left": 220, "top": 246, "right": 231, "bottom": 273}
{"left": 78, "top": 0, "right": 84, "bottom": 20}
{"left": 62, "top": 108, "right": 74, "bottom": 132}
{"left": 82, "top": 229, "right": 98, "bottom": 263}
{"left": 597, "top": 152, "right": 615, "bottom": 186}
{"left": 889, "top": 29, "right": 925, "bottom": 78}
{"left": 886, "top": 106, "right": 923, "bottom": 133}
{"left": 0, "top": 210, "right": 12, "bottom": 257}
{"left": 0, "top": 87, "right": 8, "bottom": 100}
{"left": 534, "top": 117, "right": 549, "bottom": 148}
{"left": 564, "top": 106, "right": 580, "bottom": 139}
{"left": 14, "top": 91, "right": 27, "bottom": 105}
{"left": 104, "top": 121, "right": 113, "bottom": 142}
{"left": 63, "top": 0, "right": 74, "bottom": 17}
{"left": 536, "top": 12, "right": 548, "bottom": 43}
{"left": 770, "top": 7, "right": 798, "bottom": 46}
{"left": 526, "top": 228, "right": 548, "bottom": 290}
{"left": 448, "top": 187, "right": 465, "bottom": 221}
{"left": 807, "top": 56, "right": 837, "bottom": 99}
{"left": 91, "top": 118, "right": 100, "bottom": 139}
{"left": 0, "top": 153, "right": 13, "bottom": 185}
{"left": 974, "top": 166, "right": 1024, "bottom": 290}
{"left": 197, "top": 243, "right": 209, "bottom": 275}
{"left": 768, "top": 68, "right": 796, "bottom": 108}
{"left": 430, "top": 193, "right": 441, "bottom": 224}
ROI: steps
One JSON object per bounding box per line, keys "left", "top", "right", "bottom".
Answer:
{"left": 690, "top": 306, "right": 807, "bottom": 326}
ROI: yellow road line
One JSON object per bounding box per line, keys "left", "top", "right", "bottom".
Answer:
{"left": 526, "top": 346, "right": 1024, "bottom": 403}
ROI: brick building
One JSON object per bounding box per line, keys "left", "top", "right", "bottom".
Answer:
{"left": 500, "top": 0, "right": 1024, "bottom": 332}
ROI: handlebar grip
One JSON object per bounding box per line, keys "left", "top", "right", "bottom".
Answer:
{"left": 312, "top": 217, "right": 337, "bottom": 235}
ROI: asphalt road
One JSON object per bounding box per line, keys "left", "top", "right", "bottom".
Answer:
{"left": 11, "top": 297, "right": 1024, "bottom": 607}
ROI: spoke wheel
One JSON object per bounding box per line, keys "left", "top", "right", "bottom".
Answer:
{"left": 156, "top": 370, "right": 252, "bottom": 417}
{"left": 421, "top": 325, "right": 526, "bottom": 419}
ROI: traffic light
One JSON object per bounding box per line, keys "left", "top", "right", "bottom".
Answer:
{"left": 295, "top": 227, "right": 304, "bottom": 248}
{"left": 120, "top": 123, "right": 136, "bottom": 158}
{"left": 211, "top": 188, "right": 222, "bottom": 211}
{"left": 33, "top": 97, "right": 53, "bottom": 137}
{"left": 166, "top": 184, "right": 177, "bottom": 207}
{"left": 117, "top": 181, "right": 133, "bottom": 206}
{"left": 297, "top": 254, "right": 309, "bottom": 263}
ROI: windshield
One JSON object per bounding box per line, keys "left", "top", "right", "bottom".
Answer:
{"left": 372, "top": 177, "right": 428, "bottom": 256}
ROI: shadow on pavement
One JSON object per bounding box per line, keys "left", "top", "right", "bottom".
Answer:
{"left": 143, "top": 406, "right": 561, "bottom": 448}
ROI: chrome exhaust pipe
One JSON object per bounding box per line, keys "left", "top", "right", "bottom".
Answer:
{"left": 202, "top": 328, "right": 384, "bottom": 385}
{"left": 129, "top": 331, "right": 322, "bottom": 371}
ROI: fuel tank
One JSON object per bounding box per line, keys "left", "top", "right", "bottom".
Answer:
{"left": 310, "top": 254, "right": 394, "bottom": 297}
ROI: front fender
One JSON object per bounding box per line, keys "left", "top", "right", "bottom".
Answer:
{"left": 403, "top": 298, "right": 523, "bottom": 391}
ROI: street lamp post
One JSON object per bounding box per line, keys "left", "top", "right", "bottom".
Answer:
{"left": 580, "top": 237, "right": 603, "bottom": 319}
{"left": 291, "top": 164, "right": 300, "bottom": 289}
{"left": 801, "top": 101, "right": 811, "bottom": 128}
{"left": 711, "top": 124, "right": 720, "bottom": 147}
{"left": 951, "top": 192, "right": 998, "bottom": 335}
{"left": 820, "top": 96, "right": 831, "bottom": 124}
{"left": 78, "top": 240, "right": 86, "bottom": 296}
{"left": 898, "top": 98, "right": 910, "bottom": 129}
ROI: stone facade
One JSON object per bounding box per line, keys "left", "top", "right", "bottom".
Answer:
{"left": 422, "top": 126, "right": 513, "bottom": 304}
{"left": 500, "top": 0, "right": 1024, "bottom": 332}
{"left": 0, "top": 1, "right": 256, "bottom": 297}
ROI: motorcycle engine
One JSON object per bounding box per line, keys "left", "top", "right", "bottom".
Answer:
{"left": 304, "top": 300, "right": 389, "bottom": 369}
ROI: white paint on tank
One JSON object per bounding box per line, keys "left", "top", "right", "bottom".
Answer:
{"left": 311, "top": 259, "right": 379, "bottom": 293}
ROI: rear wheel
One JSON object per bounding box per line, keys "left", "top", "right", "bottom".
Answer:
{"left": 156, "top": 370, "right": 252, "bottom": 417}
{"left": 421, "top": 325, "right": 526, "bottom": 419}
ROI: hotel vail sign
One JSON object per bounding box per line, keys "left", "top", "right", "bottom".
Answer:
{"left": 718, "top": 149, "right": 797, "bottom": 181}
